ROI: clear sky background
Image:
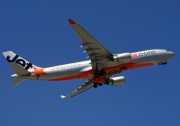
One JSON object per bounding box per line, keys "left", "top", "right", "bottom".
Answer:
{"left": 0, "top": 0, "right": 179, "bottom": 126}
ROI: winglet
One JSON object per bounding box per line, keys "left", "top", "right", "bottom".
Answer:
{"left": 61, "top": 95, "right": 66, "bottom": 98}
{"left": 68, "top": 19, "right": 76, "bottom": 24}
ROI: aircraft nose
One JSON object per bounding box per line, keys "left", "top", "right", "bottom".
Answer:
{"left": 168, "top": 51, "right": 176, "bottom": 59}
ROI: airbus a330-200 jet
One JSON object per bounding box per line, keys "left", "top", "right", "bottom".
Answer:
{"left": 2, "top": 19, "right": 175, "bottom": 98}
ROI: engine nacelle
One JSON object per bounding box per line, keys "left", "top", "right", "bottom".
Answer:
{"left": 106, "top": 76, "right": 125, "bottom": 86}
{"left": 113, "top": 53, "right": 131, "bottom": 63}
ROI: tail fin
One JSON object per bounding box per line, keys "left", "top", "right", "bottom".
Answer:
{"left": 2, "top": 51, "right": 41, "bottom": 86}
{"left": 7, "top": 62, "right": 31, "bottom": 86}
{"left": 9, "top": 62, "right": 31, "bottom": 75}
{"left": 2, "top": 51, "right": 41, "bottom": 71}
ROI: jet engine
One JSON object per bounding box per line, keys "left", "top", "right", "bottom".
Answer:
{"left": 113, "top": 53, "right": 131, "bottom": 63}
{"left": 105, "top": 76, "right": 125, "bottom": 86}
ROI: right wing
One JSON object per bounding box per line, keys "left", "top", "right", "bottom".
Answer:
{"left": 68, "top": 19, "right": 113, "bottom": 70}
{"left": 61, "top": 81, "right": 94, "bottom": 98}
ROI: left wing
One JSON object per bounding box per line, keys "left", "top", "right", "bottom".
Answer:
{"left": 68, "top": 19, "right": 113, "bottom": 70}
{"left": 61, "top": 81, "right": 94, "bottom": 98}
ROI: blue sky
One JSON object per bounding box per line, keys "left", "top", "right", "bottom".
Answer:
{"left": 0, "top": 0, "right": 180, "bottom": 126}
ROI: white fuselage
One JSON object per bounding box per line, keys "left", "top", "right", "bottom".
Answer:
{"left": 14, "top": 49, "right": 175, "bottom": 81}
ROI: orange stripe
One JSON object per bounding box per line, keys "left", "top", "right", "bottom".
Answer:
{"left": 49, "top": 62, "right": 154, "bottom": 81}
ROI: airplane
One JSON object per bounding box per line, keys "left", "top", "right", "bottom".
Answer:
{"left": 2, "top": 19, "right": 175, "bottom": 98}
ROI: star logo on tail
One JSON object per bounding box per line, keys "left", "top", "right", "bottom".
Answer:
{"left": 32, "top": 68, "right": 46, "bottom": 80}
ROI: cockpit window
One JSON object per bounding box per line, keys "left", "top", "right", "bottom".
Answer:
{"left": 166, "top": 50, "right": 169, "bottom": 52}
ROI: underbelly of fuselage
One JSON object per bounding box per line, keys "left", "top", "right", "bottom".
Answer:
{"left": 23, "top": 60, "right": 155, "bottom": 82}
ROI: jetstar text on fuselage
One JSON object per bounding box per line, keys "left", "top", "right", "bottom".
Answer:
{"left": 131, "top": 51, "right": 156, "bottom": 58}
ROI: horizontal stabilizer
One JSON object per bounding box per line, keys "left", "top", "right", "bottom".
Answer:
{"left": 11, "top": 78, "right": 24, "bottom": 87}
